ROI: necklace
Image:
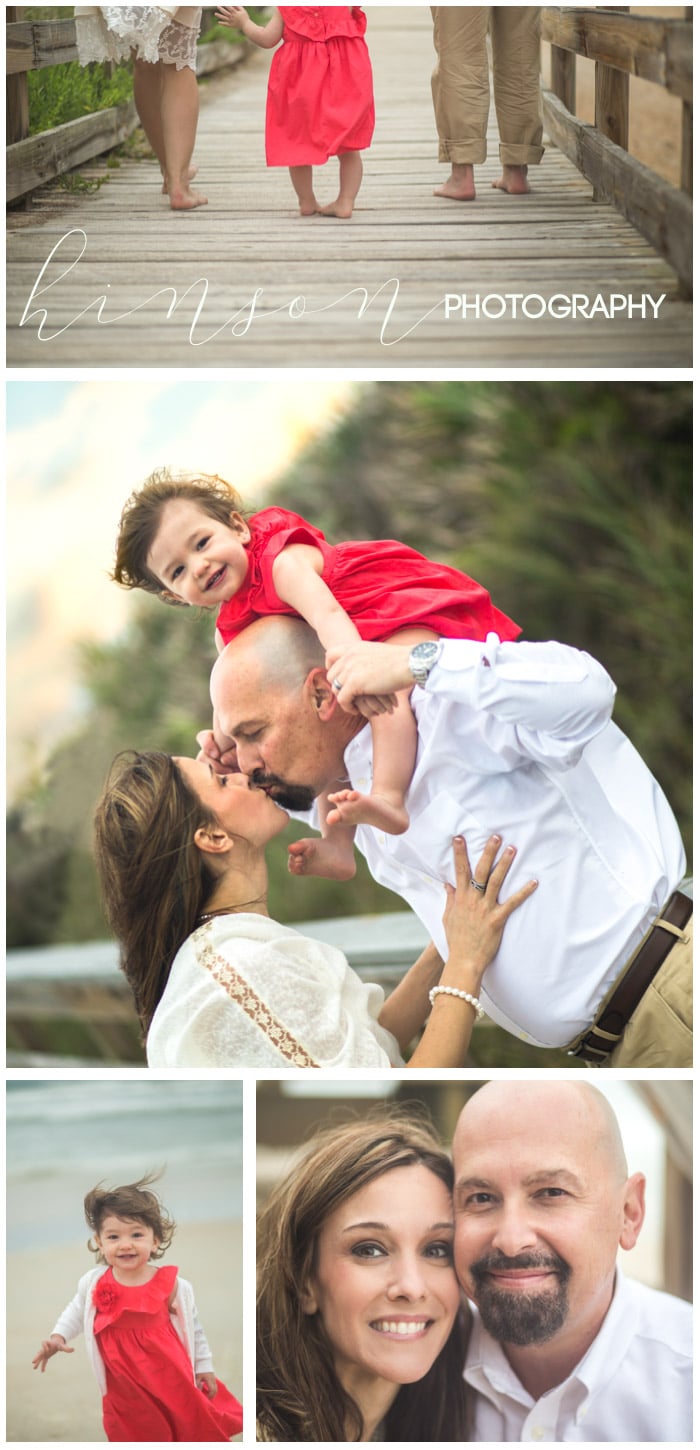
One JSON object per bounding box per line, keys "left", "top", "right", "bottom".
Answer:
{"left": 197, "top": 892, "right": 268, "bottom": 924}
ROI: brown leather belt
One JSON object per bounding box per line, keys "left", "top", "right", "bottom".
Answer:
{"left": 569, "top": 891, "right": 693, "bottom": 1063}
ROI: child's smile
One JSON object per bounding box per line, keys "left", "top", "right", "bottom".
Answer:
{"left": 147, "top": 498, "right": 252, "bottom": 607}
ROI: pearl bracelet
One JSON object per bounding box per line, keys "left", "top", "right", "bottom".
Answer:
{"left": 428, "top": 985, "right": 485, "bottom": 1019}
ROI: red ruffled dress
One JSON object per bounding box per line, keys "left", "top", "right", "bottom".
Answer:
{"left": 266, "top": 7, "right": 375, "bottom": 166}
{"left": 217, "top": 507, "right": 520, "bottom": 645}
{"left": 93, "top": 1265, "right": 243, "bottom": 1443}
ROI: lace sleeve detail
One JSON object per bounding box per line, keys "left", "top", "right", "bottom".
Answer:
{"left": 196, "top": 928, "right": 321, "bottom": 1068}
{"left": 76, "top": 8, "right": 201, "bottom": 70}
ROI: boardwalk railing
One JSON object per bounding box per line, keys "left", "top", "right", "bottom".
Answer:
{"left": 5, "top": 6, "right": 249, "bottom": 202}
{"left": 541, "top": 6, "right": 692, "bottom": 293}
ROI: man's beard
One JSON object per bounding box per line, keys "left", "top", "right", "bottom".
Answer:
{"left": 470, "top": 1250, "right": 571, "bottom": 1347}
{"left": 250, "top": 769, "right": 316, "bottom": 813}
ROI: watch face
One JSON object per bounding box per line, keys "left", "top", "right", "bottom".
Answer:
{"left": 411, "top": 642, "right": 439, "bottom": 663}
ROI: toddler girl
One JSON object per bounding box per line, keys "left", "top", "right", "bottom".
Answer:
{"left": 32, "top": 1174, "right": 243, "bottom": 1443}
{"left": 215, "top": 6, "right": 374, "bottom": 217}
{"left": 112, "top": 471, "right": 520, "bottom": 880}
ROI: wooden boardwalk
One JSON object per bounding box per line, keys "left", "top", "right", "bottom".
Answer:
{"left": 6, "top": 7, "right": 691, "bottom": 368}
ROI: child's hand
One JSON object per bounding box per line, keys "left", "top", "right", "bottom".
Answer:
{"left": 215, "top": 5, "right": 248, "bottom": 30}
{"left": 32, "top": 1335, "right": 74, "bottom": 1372}
{"left": 326, "top": 642, "right": 411, "bottom": 712}
{"left": 195, "top": 729, "right": 240, "bottom": 776}
{"left": 197, "top": 1371, "right": 218, "bottom": 1399}
{"left": 346, "top": 691, "right": 399, "bottom": 719}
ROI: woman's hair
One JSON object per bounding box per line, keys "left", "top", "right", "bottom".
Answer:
{"left": 93, "top": 750, "right": 219, "bottom": 1037}
{"left": 256, "top": 1110, "right": 472, "bottom": 1442}
{"left": 85, "top": 1171, "right": 175, "bottom": 1260}
{"left": 112, "top": 468, "right": 246, "bottom": 600}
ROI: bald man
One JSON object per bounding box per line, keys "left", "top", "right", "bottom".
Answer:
{"left": 202, "top": 617, "right": 691, "bottom": 1069}
{"left": 452, "top": 1082, "right": 692, "bottom": 1441}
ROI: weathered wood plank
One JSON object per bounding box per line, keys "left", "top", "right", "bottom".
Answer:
{"left": 6, "top": 17, "right": 77, "bottom": 75}
{"left": 542, "top": 8, "right": 692, "bottom": 101}
{"left": 6, "top": 102, "right": 138, "bottom": 203}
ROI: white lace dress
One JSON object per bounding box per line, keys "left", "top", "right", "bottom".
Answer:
{"left": 75, "top": 7, "right": 202, "bottom": 71}
{"left": 146, "top": 914, "right": 404, "bottom": 1068}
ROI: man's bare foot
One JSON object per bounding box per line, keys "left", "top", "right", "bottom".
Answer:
{"left": 162, "top": 163, "right": 197, "bottom": 194}
{"left": 287, "top": 836, "right": 356, "bottom": 880}
{"left": 433, "top": 177, "right": 476, "bottom": 201}
{"left": 492, "top": 165, "right": 531, "bottom": 195}
{"left": 319, "top": 199, "right": 354, "bottom": 219}
{"left": 168, "top": 184, "right": 208, "bottom": 210}
{"left": 326, "top": 789, "right": 409, "bottom": 835}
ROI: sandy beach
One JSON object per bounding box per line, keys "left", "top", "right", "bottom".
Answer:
{"left": 7, "top": 1221, "right": 243, "bottom": 1443}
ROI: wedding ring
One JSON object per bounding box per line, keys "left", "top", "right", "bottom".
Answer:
{"left": 332, "top": 678, "right": 342, "bottom": 692}
{"left": 470, "top": 877, "right": 487, "bottom": 893}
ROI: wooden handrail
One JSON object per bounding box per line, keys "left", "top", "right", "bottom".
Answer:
{"left": 542, "top": 8, "right": 692, "bottom": 100}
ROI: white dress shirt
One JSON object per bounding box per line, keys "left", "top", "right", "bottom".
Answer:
{"left": 343, "top": 637, "right": 685, "bottom": 1047}
{"left": 464, "top": 1269, "right": 692, "bottom": 1442}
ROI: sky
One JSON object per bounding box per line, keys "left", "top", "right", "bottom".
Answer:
{"left": 6, "top": 377, "right": 351, "bottom": 799}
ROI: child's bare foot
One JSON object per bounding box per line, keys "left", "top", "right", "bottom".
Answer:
{"left": 319, "top": 198, "right": 354, "bottom": 219}
{"left": 327, "top": 789, "right": 409, "bottom": 835}
{"left": 168, "top": 182, "right": 208, "bottom": 210}
{"left": 492, "top": 165, "right": 530, "bottom": 194}
{"left": 287, "top": 836, "right": 357, "bottom": 879}
{"left": 434, "top": 163, "right": 475, "bottom": 201}
{"left": 298, "top": 198, "right": 319, "bottom": 216}
{"left": 162, "top": 164, "right": 197, "bottom": 194}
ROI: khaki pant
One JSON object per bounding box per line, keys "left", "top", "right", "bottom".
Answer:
{"left": 431, "top": 6, "right": 544, "bottom": 166}
{"left": 602, "top": 916, "right": 693, "bottom": 1068}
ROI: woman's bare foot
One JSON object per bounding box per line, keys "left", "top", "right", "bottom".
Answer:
{"left": 162, "top": 163, "right": 197, "bottom": 194}
{"left": 327, "top": 789, "right": 409, "bottom": 835}
{"left": 492, "top": 165, "right": 530, "bottom": 194}
{"left": 287, "top": 836, "right": 357, "bottom": 880}
{"left": 168, "top": 182, "right": 208, "bottom": 210}
{"left": 319, "top": 198, "right": 354, "bottom": 219}
{"left": 434, "top": 163, "right": 475, "bottom": 201}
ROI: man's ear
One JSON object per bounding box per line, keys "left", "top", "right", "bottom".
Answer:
{"left": 619, "top": 1171, "right": 646, "bottom": 1251}
{"left": 193, "top": 825, "right": 233, "bottom": 857}
{"left": 306, "top": 668, "right": 337, "bottom": 721}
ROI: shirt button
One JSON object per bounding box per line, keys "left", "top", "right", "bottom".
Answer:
{"left": 530, "top": 1430, "right": 545, "bottom": 1441}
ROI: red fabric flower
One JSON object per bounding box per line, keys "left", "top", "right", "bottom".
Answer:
{"left": 93, "top": 1276, "right": 120, "bottom": 1312}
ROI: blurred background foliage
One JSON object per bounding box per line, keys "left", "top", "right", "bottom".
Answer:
{"left": 7, "top": 381, "right": 691, "bottom": 951}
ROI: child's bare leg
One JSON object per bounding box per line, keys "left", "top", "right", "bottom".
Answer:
{"left": 434, "top": 162, "right": 476, "bottom": 201}
{"left": 320, "top": 151, "right": 363, "bottom": 219}
{"left": 327, "top": 694, "right": 416, "bottom": 835}
{"left": 289, "top": 166, "right": 319, "bottom": 216}
{"left": 492, "top": 164, "right": 530, "bottom": 194}
{"left": 160, "top": 61, "right": 207, "bottom": 209}
{"left": 287, "top": 791, "right": 357, "bottom": 880}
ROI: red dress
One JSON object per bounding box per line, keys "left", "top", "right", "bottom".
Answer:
{"left": 217, "top": 507, "right": 520, "bottom": 645}
{"left": 266, "top": 7, "right": 375, "bottom": 166}
{"left": 93, "top": 1265, "right": 243, "bottom": 1443}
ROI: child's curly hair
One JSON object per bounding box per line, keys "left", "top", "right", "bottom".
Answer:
{"left": 112, "top": 468, "right": 247, "bottom": 603}
{"left": 84, "top": 1171, "right": 176, "bottom": 1261}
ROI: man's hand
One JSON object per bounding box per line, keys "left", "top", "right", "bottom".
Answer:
{"left": 326, "top": 642, "right": 412, "bottom": 712}
{"left": 195, "top": 730, "right": 240, "bottom": 775}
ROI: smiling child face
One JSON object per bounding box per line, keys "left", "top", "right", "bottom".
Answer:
{"left": 146, "top": 498, "right": 251, "bottom": 607}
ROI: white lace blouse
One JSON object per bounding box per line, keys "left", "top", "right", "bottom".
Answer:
{"left": 146, "top": 914, "right": 404, "bottom": 1068}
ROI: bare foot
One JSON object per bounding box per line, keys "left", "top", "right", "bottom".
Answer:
{"left": 433, "top": 177, "right": 476, "bottom": 201}
{"left": 298, "top": 199, "right": 319, "bottom": 216}
{"left": 168, "top": 184, "right": 208, "bottom": 210}
{"left": 319, "top": 199, "right": 354, "bottom": 219}
{"left": 327, "top": 789, "right": 409, "bottom": 835}
{"left": 287, "top": 836, "right": 357, "bottom": 880}
{"left": 162, "top": 163, "right": 197, "bottom": 194}
{"left": 492, "top": 165, "right": 531, "bottom": 195}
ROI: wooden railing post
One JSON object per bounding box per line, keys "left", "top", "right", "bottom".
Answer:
{"left": 681, "top": 7, "right": 692, "bottom": 195}
{"left": 551, "top": 42, "right": 576, "bottom": 113}
{"left": 593, "top": 5, "right": 629, "bottom": 201}
{"left": 6, "top": 7, "right": 29, "bottom": 146}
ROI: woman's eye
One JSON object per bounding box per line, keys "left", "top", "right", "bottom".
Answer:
{"left": 351, "top": 1242, "right": 385, "bottom": 1259}
{"left": 425, "top": 1241, "right": 453, "bottom": 1261}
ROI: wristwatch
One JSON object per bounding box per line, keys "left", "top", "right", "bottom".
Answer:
{"left": 408, "top": 640, "right": 442, "bottom": 686}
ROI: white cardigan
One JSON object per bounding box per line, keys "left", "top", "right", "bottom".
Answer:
{"left": 52, "top": 1265, "right": 214, "bottom": 1397}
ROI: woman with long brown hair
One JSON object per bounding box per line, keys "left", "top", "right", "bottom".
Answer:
{"left": 256, "top": 1111, "right": 472, "bottom": 1441}
{"left": 93, "top": 749, "right": 535, "bottom": 1067}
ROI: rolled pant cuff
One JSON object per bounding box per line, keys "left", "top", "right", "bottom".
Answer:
{"left": 438, "top": 140, "right": 487, "bottom": 165}
{"left": 499, "top": 143, "right": 545, "bottom": 165}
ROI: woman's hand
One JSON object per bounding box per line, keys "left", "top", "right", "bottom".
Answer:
{"left": 442, "top": 835, "right": 537, "bottom": 987}
{"left": 32, "top": 1335, "right": 74, "bottom": 1372}
{"left": 197, "top": 1371, "right": 218, "bottom": 1399}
